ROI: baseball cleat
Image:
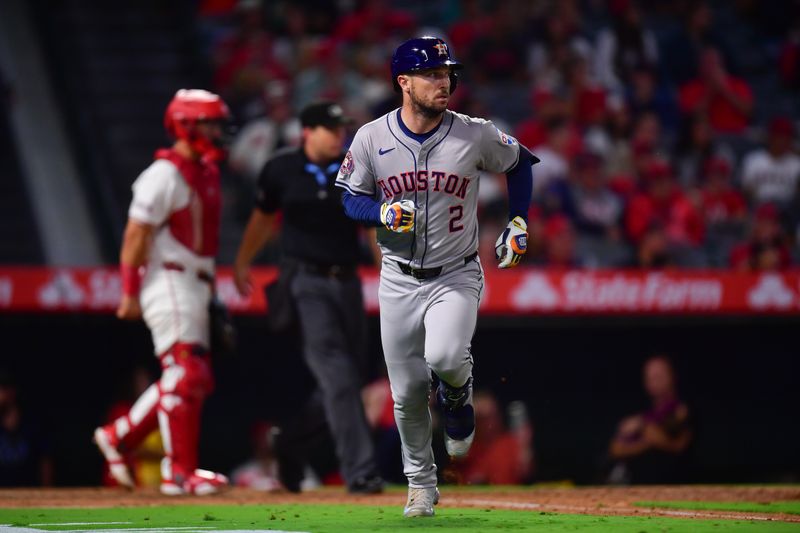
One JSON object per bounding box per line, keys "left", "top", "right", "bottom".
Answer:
{"left": 159, "top": 480, "right": 186, "bottom": 496}
{"left": 444, "top": 427, "right": 475, "bottom": 458}
{"left": 93, "top": 426, "right": 134, "bottom": 488}
{"left": 403, "top": 486, "right": 440, "bottom": 517}
{"left": 161, "top": 469, "right": 229, "bottom": 496}
{"left": 188, "top": 469, "right": 229, "bottom": 495}
{"left": 348, "top": 474, "right": 385, "bottom": 494}
{"left": 437, "top": 378, "right": 475, "bottom": 458}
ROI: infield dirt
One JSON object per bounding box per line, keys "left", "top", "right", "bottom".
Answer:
{"left": 0, "top": 486, "right": 798, "bottom": 523}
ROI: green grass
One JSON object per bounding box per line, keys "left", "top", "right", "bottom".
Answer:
{"left": 1, "top": 504, "right": 799, "bottom": 533}
{"left": 637, "top": 500, "right": 800, "bottom": 515}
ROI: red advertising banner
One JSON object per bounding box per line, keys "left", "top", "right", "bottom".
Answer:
{"left": 0, "top": 267, "right": 799, "bottom": 315}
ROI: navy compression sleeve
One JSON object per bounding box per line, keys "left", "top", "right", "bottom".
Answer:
{"left": 505, "top": 149, "right": 535, "bottom": 222}
{"left": 341, "top": 191, "right": 383, "bottom": 226}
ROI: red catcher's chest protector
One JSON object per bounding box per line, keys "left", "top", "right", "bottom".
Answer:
{"left": 155, "top": 149, "right": 221, "bottom": 257}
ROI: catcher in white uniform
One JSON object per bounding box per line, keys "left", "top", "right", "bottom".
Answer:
{"left": 337, "top": 37, "right": 537, "bottom": 517}
{"left": 93, "top": 89, "right": 231, "bottom": 495}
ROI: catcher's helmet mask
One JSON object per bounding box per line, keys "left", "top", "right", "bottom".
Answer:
{"left": 164, "top": 89, "right": 233, "bottom": 161}
{"left": 391, "top": 36, "right": 463, "bottom": 94}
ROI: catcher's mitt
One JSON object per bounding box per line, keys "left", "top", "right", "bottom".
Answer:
{"left": 209, "top": 296, "right": 237, "bottom": 358}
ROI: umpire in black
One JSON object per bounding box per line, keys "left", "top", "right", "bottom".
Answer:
{"left": 233, "top": 101, "right": 383, "bottom": 494}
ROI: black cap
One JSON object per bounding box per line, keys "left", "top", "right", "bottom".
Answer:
{"left": 300, "top": 101, "right": 354, "bottom": 128}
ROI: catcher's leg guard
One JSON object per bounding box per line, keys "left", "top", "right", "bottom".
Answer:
{"left": 94, "top": 382, "right": 160, "bottom": 487}
{"left": 156, "top": 342, "right": 215, "bottom": 494}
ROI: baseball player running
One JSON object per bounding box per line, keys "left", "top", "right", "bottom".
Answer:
{"left": 336, "top": 37, "right": 537, "bottom": 517}
{"left": 93, "top": 89, "right": 231, "bottom": 495}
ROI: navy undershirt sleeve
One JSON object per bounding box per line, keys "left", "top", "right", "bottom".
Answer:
{"left": 505, "top": 151, "right": 534, "bottom": 222}
{"left": 341, "top": 191, "right": 383, "bottom": 227}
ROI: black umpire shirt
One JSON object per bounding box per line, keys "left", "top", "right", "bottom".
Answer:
{"left": 256, "top": 147, "right": 361, "bottom": 267}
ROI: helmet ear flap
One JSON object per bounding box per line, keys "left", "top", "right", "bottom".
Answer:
{"left": 449, "top": 71, "right": 459, "bottom": 94}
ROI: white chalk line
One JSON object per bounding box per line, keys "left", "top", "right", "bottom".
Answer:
{"left": 29, "top": 523, "right": 131, "bottom": 527}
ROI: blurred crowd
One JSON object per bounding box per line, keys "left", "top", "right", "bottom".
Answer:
{"left": 196, "top": 0, "right": 800, "bottom": 270}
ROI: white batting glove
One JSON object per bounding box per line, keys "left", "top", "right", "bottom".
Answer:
{"left": 495, "top": 216, "right": 528, "bottom": 268}
{"left": 380, "top": 200, "right": 415, "bottom": 233}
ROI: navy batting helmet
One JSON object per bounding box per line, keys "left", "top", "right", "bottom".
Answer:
{"left": 391, "top": 36, "right": 463, "bottom": 93}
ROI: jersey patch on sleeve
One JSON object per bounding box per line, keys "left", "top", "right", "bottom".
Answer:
{"left": 340, "top": 150, "right": 355, "bottom": 177}
{"left": 495, "top": 126, "right": 517, "bottom": 146}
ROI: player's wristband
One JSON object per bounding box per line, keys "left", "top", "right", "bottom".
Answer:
{"left": 120, "top": 264, "right": 143, "bottom": 297}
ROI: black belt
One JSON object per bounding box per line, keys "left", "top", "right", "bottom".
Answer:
{"left": 163, "top": 261, "right": 214, "bottom": 285}
{"left": 397, "top": 251, "right": 478, "bottom": 280}
{"left": 295, "top": 260, "right": 357, "bottom": 279}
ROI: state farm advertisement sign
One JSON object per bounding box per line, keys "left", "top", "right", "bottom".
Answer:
{"left": 0, "top": 267, "right": 799, "bottom": 316}
{"left": 508, "top": 272, "right": 724, "bottom": 313}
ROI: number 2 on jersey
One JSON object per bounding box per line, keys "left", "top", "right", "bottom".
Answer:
{"left": 449, "top": 205, "right": 464, "bottom": 232}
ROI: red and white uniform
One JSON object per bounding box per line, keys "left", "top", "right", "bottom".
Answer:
{"left": 129, "top": 149, "right": 221, "bottom": 354}
{"left": 106, "top": 149, "right": 223, "bottom": 491}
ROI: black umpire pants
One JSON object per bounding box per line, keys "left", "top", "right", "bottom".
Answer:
{"left": 287, "top": 267, "right": 378, "bottom": 487}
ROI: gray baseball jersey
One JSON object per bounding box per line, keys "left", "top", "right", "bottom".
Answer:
{"left": 336, "top": 109, "right": 520, "bottom": 267}
{"left": 336, "top": 108, "right": 521, "bottom": 488}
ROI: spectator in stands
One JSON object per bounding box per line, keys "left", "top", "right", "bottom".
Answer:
{"left": 292, "top": 39, "right": 366, "bottom": 110}
{"left": 567, "top": 56, "right": 608, "bottom": 129}
{"left": 564, "top": 151, "right": 632, "bottom": 267}
{"left": 700, "top": 157, "right": 747, "bottom": 228}
{"left": 594, "top": 0, "right": 659, "bottom": 96}
{"left": 673, "top": 113, "right": 735, "bottom": 189}
{"left": 729, "top": 203, "right": 793, "bottom": 272}
{"left": 594, "top": 101, "right": 635, "bottom": 180}
{"left": 659, "top": 1, "right": 735, "bottom": 85}
{"left": 527, "top": 4, "right": 593, "bottom": 96}
{"left": 607, "top": 355, "right": 692, "bottom": 484}
{"left": 228, "top": 80, "right": 302, "bottom": 184}
{"left": 333, "top": 0, "right": 417, "bottom": 45}
{"left": 700, "top": 157, "right": 748, "bottom": 266}
{"left": 626, "top": 65, "right": 677, "bottom": 135}
{"left": 678, "top": 47, "right": 753, "bottom": 134}
{"left": 0, "top": 371, "right": 52, "bottom": 487}
{"left": 210, "top": 0, "right": 290, "bottom": 120}
{"left": 445, "top": 391, "right": 534, "bottom": 485}
{"left": 515, "top": 90, "right": 569, "bottom": 154}
{"left": 468, "top": 3, "right": 528, "bottom": 83}
{"left": 630, "top": 110, "right": 663, "bottom": 159}
{"left": 625, "top": 159, "right": 705, "bottom": 252}
{"left": 230, "top": 421, "right": 283, "bottom": 492}
{"left": 540, "top": 214, "right": 581, "bottom": 269}
{"left": 531, "top": 118, "right": 576, "bottom": 206}
{"left": 740, "top": 117, "right": 800, "bottom": 211}
{"left": 565, "top": 152, "right": 623, "bottom": 240}
{"left": 634, "top": 225, "right": 674, "bottom": 269}
{"left": 609, "top": 112, "right": 664, "bottom": 200}
{"left": 447, "top": 0, "right": 491, "bottom": 53}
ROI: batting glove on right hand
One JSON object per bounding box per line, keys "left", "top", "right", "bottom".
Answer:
{"left": 495, "top": 216, "right": 528, "bottom": 268}
{"left": 380, "top": 200, "right": 416, "bottom": 233}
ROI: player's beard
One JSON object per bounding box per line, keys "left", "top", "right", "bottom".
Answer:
{"left": 409, "top": 86, "right": 448, "bottom": 119}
